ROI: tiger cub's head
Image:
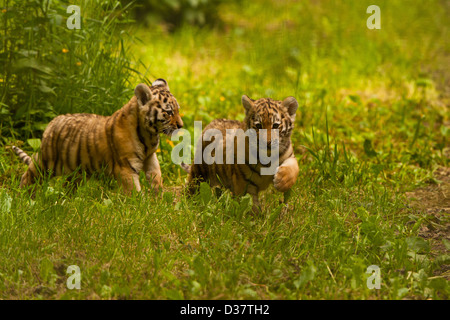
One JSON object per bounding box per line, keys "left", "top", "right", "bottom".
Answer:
{"left": 134, "top": 79, "right": 183, "bottom": 136}
{"left": 242, "top": 95, "right": 298, "bottom": 154}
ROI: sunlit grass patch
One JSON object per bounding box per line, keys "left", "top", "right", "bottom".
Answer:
{"left": 0, "top": 0, "right": 448, "bottom": 299}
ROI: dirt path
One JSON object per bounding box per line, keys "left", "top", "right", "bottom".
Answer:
{"left": 405, "top": 166, "right": 450, "bottom": 279}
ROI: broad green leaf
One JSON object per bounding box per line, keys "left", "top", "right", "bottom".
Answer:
{"left": 38, "top": 85, "right": 56, "bottom": 95}
{"left": 33, "top": 123, "right": 48, "bottom": 132}
{"left": 363, "top": 139, "right": 377, "bottom": 157}
{"left": 13, "top": 58, "right": 54, "bottom": 75}
{"left": 294, "top": 263, "right": 317, "bottom": 288}
{"left": 199, "top": 182, "right": 211, "bottom": 205}
{"left": 348, "top": 94, "right": 362, "bottom": 104}
{"left": 406, "top": 236, "right": 430, "bottom": 253}
{"left": 27, "top": 138, "right": 41, "bottom": 151}
{"left": 0, "top": 191, "right": 12, "bottom": 214}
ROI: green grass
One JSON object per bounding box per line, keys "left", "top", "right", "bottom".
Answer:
{"left": 0, "top": 0, "right": 449, "bottom": 299}
{"left": 0, "top": 0, "right": 138, "bottom": 141}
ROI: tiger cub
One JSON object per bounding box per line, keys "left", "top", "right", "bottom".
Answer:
{"left": 13, "top": 79, "right": 183, "bottom": 194}
{"left": 182, "top": 95, "right": 299, "bottom": 211}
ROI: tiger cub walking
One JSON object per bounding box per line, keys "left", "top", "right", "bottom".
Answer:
{"left": 13, "top": 79, "right": 183, "bottom": 194}
{"left": 182, "top": 95, "right": 299, "bottom": 211}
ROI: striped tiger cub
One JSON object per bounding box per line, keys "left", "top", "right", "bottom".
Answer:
{"left": 182, "top": 95, "right": 299, "bottom": 211}
{"left": 13, "top": 79, "right": 183, "bottom": 194}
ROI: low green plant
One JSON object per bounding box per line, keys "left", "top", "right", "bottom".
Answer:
{"left": 122, "top": 0, "right": 241, "bottom": 30}
{"left": 0, "top": 0, "right": 140, "bottom": 142}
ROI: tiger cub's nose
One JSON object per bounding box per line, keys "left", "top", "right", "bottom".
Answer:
{"left": 176, "top": 118, "right": 183, "bottom": 129}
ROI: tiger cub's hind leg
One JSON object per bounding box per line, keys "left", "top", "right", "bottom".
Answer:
{"left": 18, "top": 162, "right": 43, "bottom": 198}
{"left": 19, "top": 166, "right": 38, "bottom": 189}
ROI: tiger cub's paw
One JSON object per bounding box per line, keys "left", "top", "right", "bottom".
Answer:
{"left": 147, "top": 172, "right": 163, "bottom": 195}
{"left": 273, "top": 165, "right": 296, "bottom": 193}
{"left": 152, "top": 179, "right": 163, "bottom": 193}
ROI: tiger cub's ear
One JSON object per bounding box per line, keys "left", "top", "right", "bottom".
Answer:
{"left": 152, "top": 78, "right": 170, "bottom": 91}
{"left": 135, "top": 83, "right": 152, "bottom": 107}
{"left": 282, "top": 96, "right": 298, "bottom": 121}
{"left": 242, "top": 95, "right": 255, "bottom": 115}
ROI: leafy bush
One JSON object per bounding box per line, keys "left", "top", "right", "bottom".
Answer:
{"left": 122, "top": 0, "right": 237, "bottom": 30}
{"left": 0, "top": 0, "right": 141, "bottom": 142}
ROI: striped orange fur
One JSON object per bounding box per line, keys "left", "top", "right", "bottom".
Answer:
{"left": 13, "top": 79, "right": 183, "bottom": 194}
{"left": 183, "top": 95, "right": 299, "bottom": 211}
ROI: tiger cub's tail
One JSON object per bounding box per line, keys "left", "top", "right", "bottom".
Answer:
{"left": 12, "top": 146, "right": 32, "bottom": 166}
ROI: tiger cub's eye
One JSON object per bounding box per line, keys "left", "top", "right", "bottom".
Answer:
{"left": 272, "top": 123, "right": 280, "bottom": 129}
{"left": 255, "top": 123, "right": 262, "bottom": 129}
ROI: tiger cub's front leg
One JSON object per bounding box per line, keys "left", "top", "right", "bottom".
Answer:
{"left": 273, "top": 156, "right": 299, "bottom": 193}
{"left": 115, "top": 166, "right": 142, "bottom": 195}
{"left": 144, "top": 153, "right": 162, "bottom": 192}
